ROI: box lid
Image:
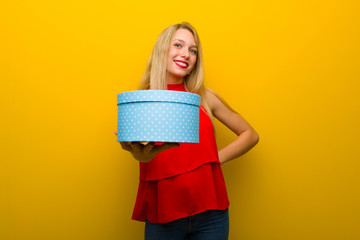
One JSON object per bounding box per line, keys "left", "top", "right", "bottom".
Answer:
{"left": 117, "top": 90, "right": 201, "bottom": 107}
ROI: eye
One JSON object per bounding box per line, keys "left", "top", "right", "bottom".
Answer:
{"left": 190, "top": 49, "right": 197, "bottom": 55}
{"left": 175, "top": 43, "right": 181, "bottom": 48}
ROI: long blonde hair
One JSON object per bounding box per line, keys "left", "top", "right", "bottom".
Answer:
{"left": 139, "top": 22, "right": 213, "bottom": 121}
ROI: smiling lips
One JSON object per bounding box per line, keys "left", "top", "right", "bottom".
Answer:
{"left": 174, "top": 60, "right": 189, "bottom": 69}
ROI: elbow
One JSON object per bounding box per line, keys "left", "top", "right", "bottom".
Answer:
{"left": 251, "top": 130, "right": 260, "bottom": 147}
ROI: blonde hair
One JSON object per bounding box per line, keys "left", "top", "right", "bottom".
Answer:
{"left": 139, "top": 22, "right": 213, "bottom": 121}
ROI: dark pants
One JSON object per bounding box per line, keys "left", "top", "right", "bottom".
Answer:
{"left": 145, "top": 208, "right": 229, "bottom": 240}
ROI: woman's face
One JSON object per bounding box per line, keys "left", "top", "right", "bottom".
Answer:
{"left": 166, "top": 28, "right": 198, "bottom": 84}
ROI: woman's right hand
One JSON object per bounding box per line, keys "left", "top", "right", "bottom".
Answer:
{"left": 115, "top": 131, "right": 179, "bottom": 163}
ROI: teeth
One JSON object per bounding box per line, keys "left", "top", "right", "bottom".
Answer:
{"left": 175, "top": 61, "right": 187, "bottom": 67}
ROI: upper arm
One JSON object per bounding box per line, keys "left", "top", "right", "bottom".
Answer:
{"left": 205, "top": 88, "right": 256, "bottom": 136}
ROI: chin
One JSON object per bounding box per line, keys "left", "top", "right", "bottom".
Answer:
{"left": 172, "top": 73, "right": 187, "bottom": 79}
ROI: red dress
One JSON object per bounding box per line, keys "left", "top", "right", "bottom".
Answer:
{"left": 132, "top": 83, "right": 229, "bottom": 223}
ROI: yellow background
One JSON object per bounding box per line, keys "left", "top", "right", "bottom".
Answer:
{"left": 1, "top": 0, "right": 359, "bottom": 239}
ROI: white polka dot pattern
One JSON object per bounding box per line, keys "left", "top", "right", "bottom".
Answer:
{"left": 117, "top": 90, "right": 201, "bottom": 143}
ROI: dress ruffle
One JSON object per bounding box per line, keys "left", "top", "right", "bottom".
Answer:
{"left": 132, "top": 162, "right": 229, "bottom": 223}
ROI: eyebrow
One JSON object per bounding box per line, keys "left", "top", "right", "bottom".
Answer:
{"left": 173, "top": 39, "right": 197, "bottom": 48}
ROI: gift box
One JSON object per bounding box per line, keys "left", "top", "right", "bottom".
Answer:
{"left": 117, "top": 90, "right": 201, "bottom": 143}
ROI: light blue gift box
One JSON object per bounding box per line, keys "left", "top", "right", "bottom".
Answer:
{"left": 117, "top": 90, "right": 201, "bottom": 143}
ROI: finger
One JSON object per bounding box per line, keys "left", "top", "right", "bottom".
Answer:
{"left": 153, "top": 142, "right": 180, "bottom": 154}
{"left": 114, "top": 131, "right": 118, "bottom": 136}
{"left": 120, "top": 142, "right": 132, "bottom": 151}
{"left": 143, "top": 142, "right": 155, "bottom": 154}
{"left": 130, "top": 142, "right": 142, "bottom": 153}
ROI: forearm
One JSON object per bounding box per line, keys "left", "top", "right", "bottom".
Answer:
{"left": 218, "top": 129, "right": 259, "bottom": 164}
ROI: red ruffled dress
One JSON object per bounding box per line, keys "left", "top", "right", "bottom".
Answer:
{"left": 132, "top": 83, "right": 229, "bottom": 224}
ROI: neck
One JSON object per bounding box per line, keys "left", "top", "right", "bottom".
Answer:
{"left": 166, "top": 73, "right": 184, "bottom": 84}
{"left": 167, "top": 82, "right": 184, "bottom": 85}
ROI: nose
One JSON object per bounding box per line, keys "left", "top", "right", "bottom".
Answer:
{"left": 180, "top": 47, "right": 190, "bottom": 59}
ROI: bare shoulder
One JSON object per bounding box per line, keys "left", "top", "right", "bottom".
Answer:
{"left": 205, "top": 88, "right": 257, "bottom": 136}
{"left": 204, "top": 88, "right": 217, "bottom": 100}
{"left": 205, "top": 88, "right": 236, "bottom": 116}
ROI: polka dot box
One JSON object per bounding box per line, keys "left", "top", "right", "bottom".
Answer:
{"left": 117, "top": 90, "right": 201, "bottom": 143}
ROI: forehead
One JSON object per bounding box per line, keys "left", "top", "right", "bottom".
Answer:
{"left": 172, "top": 29, "right": 197, "bottom": 47}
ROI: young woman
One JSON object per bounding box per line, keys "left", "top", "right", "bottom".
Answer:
{"left": 118, "top": 22, "right": 259, "bottom": 240}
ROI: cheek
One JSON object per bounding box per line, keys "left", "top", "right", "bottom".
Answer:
{"left": 167, "top": 52, "right": 175, "bottom": 65}
{"left": 168, "top": 48, "right": 177, "bottom": 59}
{"left": 189, "top": 57, "right": 197, "bottom": 70}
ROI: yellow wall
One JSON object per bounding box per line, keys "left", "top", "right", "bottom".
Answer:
{"left": 1, "top": 0, "right": 359, "bottom": 239}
